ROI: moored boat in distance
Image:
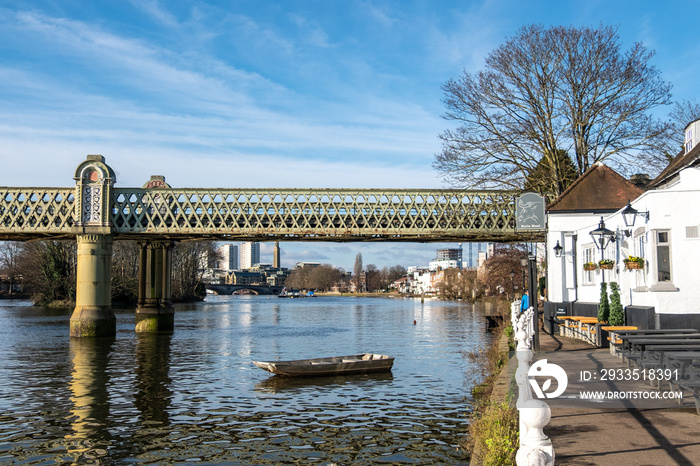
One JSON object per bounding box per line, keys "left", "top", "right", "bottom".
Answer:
{"left": 253, "top": 353, "right": 394, "bottom": 377}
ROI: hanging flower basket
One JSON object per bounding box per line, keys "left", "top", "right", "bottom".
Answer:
{"left": 624, "top": 256, "right": 644, "bottom": 270}
{"left": 583, "top": 262, "right": 597, "bottom": 271}
{"left": 599, "top": 260, "right": 615, "bottom": 270}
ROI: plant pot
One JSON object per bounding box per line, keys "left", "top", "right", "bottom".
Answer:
{"left": 600, "top": 263, "right": 614, "bottom": 270}
{"left": 625, "top": 261, "right": 643, "bottom": 270}
{"left": 583, "top": 264, "right": 597, "bottom": 271}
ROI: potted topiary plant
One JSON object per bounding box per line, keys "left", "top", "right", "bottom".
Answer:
{"left": 608, "top": 282, "right": 624, "bottom": 326}
{"left": 598, "top": 282, "right": 610, "bottom": 323}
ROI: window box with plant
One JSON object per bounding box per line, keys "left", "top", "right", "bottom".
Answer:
{"left": 624, "top": 256, "right": 644, "bottom": 270}
{"left": 599, "top": 259, "right": 615, "bottom": 270}
{"left": 583, "top": 262, "right": 597, "bottom": 271}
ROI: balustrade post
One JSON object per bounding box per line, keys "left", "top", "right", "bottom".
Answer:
{"left": 512, "top": 299, "right": 521, "bottom": 329}
{"left": 515, "top": 308, "right": 555, "bottom": 466}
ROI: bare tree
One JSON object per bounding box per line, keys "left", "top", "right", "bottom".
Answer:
{"left": 172, "top": 241, "right": 219, "bottom": 300}
{"left": 310, "top": 265, "right": 341, "bottom": 291}
{"left": 0, "top": 241, "right": 23, "bottom": 295}
{"left": 438, "top": 268, "right": 480, "bottom": 301}
{"left": 365, "top": 264, "right": 382, "bottom": 291}
{"left": 111, "top": 241, "right": 140, "bottom": 303}
{"left": 19, "top": 240, "right": 76, "bottom": 303}
{"left": 352, "top": 252, "right": 363, "bottom": 292}
{"left": 435, "top": 24, "right": 672, "bottom": 196}
{"left": 665, "top": 99, "right": 700, "bottom": 155}
{"left": 480, "top": 244, "right": 528, "bottom": 298}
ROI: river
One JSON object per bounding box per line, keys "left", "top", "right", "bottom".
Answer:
{"left": 0, "top": 295, "right": 496, "bottom": 465}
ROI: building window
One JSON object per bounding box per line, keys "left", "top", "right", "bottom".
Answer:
{"left": 655, "top": 230, "right": 671, "bottom": 282}
{"left": 582, "top": 245, "right": 595, "bottom": 285}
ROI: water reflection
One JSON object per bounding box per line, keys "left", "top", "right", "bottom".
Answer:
{"left": 0, "top": 296, "right": 490, "bottom": 464}
{"left": 134, "top": 332, "right": 172, "bottom": 425}
{"left": 66, "top": 337, "right": 114, "bottom": 464}
{"left": 255, "top": 372, "right": 395, "bottom": 393}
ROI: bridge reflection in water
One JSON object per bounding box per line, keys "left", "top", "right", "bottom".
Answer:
{"left": 0, "top": 155, "right": 536, "bottom": 336}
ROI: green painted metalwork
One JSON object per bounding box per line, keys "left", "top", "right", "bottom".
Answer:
{"left": 1, "top": 186, "right": 534, "bottom": 242}
{"left": 0, "top": 188, "right": 76, "bottom": 240}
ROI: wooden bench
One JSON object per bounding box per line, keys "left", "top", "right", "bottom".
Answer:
{"left": 601, "top": 326, "right": 638, "bottom": 354}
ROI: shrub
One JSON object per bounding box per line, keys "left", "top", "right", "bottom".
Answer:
{"left": 598, "top": 282, "right": 610, "bottom": 322}
{"left": 468, "top": 401, "right": 519, "bottom": 465}
{"left": 609, "top": 282, "right": 624, "bottom": 326}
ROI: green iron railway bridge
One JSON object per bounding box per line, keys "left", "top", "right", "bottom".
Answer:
{"left": 0, "top": 156, "right": 542, "bottom": 337}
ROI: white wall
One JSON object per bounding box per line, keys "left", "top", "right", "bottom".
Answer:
{"left": 547, "top": 166, "right": 700, "bottom": 315}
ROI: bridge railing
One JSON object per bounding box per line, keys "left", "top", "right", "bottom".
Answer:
{"left": 110, "top": 188, "right": 518, "bottom": 241}
{"left": 1, "top": 184, "right": 527, "bottom": 241}
{"left": 0, "top": 188, "right": 76, "bottom": 238}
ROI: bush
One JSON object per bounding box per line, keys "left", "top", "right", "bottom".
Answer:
{"left": 468, "top": 401, "right": 519, "bottom": 465}
{"left": 609, "top": 282, "right": 624, "bottom": 326}
{"left": 598, "top": 282, "right": 610, "bottom": 322}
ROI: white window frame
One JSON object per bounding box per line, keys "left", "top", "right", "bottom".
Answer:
{"left": 582, "top": 244, "right": 596, "bottom": 285}
{"left": 649, "top": 229, "right": 678, "bottom": 292}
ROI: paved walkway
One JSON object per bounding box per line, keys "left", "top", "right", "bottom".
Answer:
{"left": 538, "top": 330, "right": 700, "bottom": 465}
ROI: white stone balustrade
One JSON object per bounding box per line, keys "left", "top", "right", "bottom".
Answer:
{"left": 513, "top": 300, "right": 555, "bottom": 466}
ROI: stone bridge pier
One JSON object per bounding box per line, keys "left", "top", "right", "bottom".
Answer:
{"left": 70, "top": 233, "right": 116, "bottom": 337}
{"left": 135, "top": 241, "right": 174, "bottom": 333}
{"left": 69, "top": 156, "right": 117, "bottom": 337}
{"left": 69, "top": 156, "right": 175, "bottom": 337}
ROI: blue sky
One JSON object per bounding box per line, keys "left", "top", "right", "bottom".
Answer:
{"left": 2, "top": 0, "right": 699, "bottom": 270}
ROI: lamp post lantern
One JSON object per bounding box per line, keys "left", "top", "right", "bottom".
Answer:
{"left": 622, "top": 200, "right": 650, "bottom": 228}
{"left": 589, "top": 217, "right": 616, "bottom": 283}
{"left": 553, "top": 240, "right": 563, "bottom": 258}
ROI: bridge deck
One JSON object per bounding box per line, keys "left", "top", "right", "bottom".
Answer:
{"left": 1, "top": 187, "right": 542, "bottom": 242}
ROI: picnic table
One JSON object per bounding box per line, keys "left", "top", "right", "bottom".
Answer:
{"left": 649, "top": 351, "right": 700, "bottom": 410}
{"left": 663, "top": 351, "right": 700, "bottom": 378}
{"left": 600, "top": 326, "right": 638, "bottom": 353}
{"left": 558, "top": 316, "right": 602, "bottom": 342}
{"left": 624, "top": 337, "right": 700, "bottom": 352}
{"left": 603, "top": 327, "right": 700, "bottom": 354}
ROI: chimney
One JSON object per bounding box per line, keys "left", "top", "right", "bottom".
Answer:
{"left": 630, "top": 173, "right": 650, "bottom": 189}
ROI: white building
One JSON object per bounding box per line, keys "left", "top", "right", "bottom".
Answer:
{"left": 240, "top": 242, "right": 260, "bottom": 270}
{"left": 217, "top": 244, "right": 238, "bottom": 271}
{"left": 545, "top": 131, "right": 700, "bottom": 330}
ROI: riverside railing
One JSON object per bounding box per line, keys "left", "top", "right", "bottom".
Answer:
{"left": 512, "top": 300, "right": 555, "bottom": 466}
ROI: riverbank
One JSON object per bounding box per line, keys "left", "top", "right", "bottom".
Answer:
{"left": 467, "top": 323, "right": 519, "bottom": 465}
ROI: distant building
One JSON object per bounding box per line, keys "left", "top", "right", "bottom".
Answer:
{"left": 295, "top": 262, "right": 320, "bottom": 269}
{"left": 227, "top": 271, "right": 263, "bottom": 286}
{"left": 240, "top": 242, "right": 260, "bottom": 270}
{"left": 391, "top": 276, "right": 411, "bottom": 293}
{"left": 429, "top": 248, "right": 463, "bottom": 271}
{"left": 217, "top": 244, "right": 238, "bottom": 271}
{"left": 273, "top": 241, "right": 281, "bottom": 269}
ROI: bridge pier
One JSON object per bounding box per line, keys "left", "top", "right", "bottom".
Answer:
{"left": 70, "top": 234, "right": 116, "bottom": 337}
{"left": 135, "top": 241, "right": 174, "bottom": 333}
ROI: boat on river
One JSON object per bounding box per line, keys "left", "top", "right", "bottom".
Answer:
{"left": 252, "top": 353, "right": 394, "bottom": 377}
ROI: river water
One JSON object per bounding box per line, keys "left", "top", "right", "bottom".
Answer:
{"left": 0, "top": 295, "right": 495, "bottom": 465}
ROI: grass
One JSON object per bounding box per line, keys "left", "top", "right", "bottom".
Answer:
{"left": 465, "top": 321, "right": 519, "bottom": 465}
{"left": 468, "top": 400, "right": 519, "bottom": 465}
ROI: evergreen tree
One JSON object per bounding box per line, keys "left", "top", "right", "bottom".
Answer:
{"left": 598, "top": 282, "right": 610, "bottom": 323}
{"left": 608, "top": 282, "right": 624, "bottom": 326}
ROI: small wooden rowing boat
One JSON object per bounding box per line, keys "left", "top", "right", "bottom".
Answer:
{"left": 252, "top": 353, "right": 394, "bottom": 377}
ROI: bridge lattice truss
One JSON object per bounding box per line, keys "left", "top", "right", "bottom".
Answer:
{"left": 0, "top": 187, "right": 531, "bottom": 242}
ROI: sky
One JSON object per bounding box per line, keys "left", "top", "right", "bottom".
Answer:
{"left": 2, "top": 0, "right": 700, "bottom": 270}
